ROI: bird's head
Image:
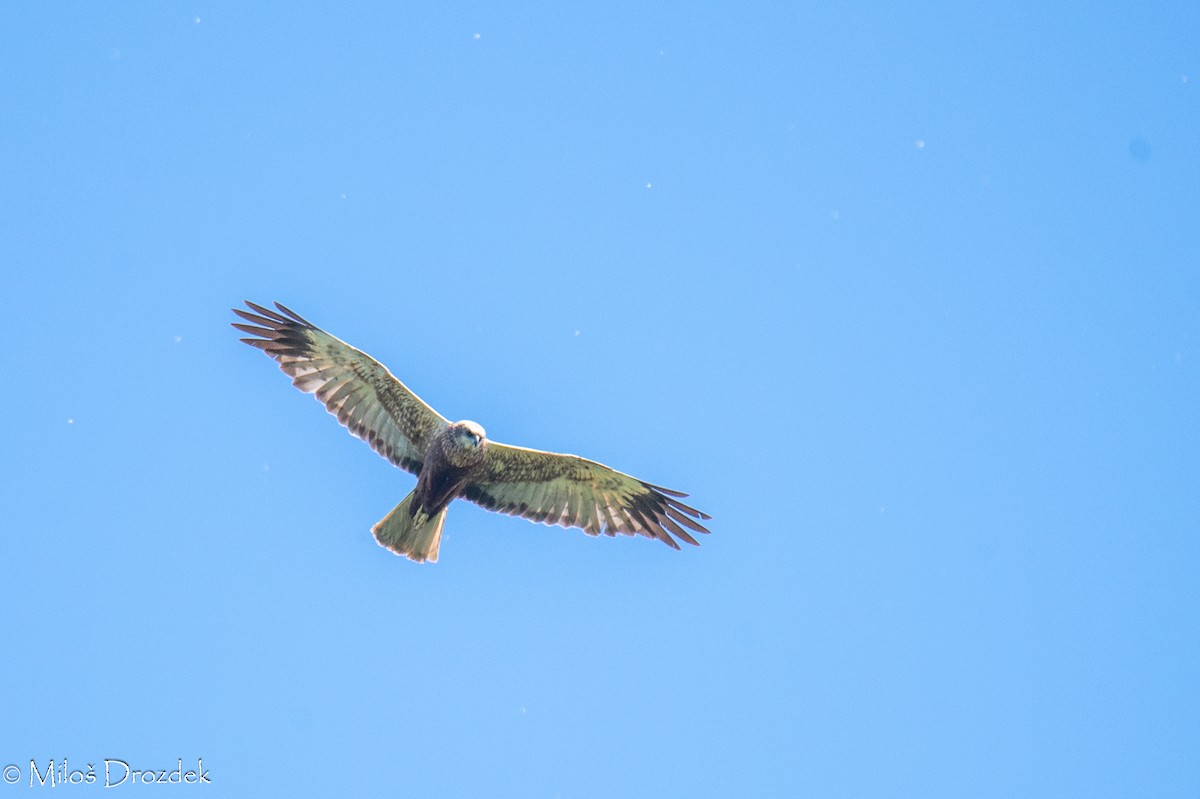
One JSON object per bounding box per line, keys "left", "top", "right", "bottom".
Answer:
{"left": 449, "top": 420, "right": 487, "bottom": 450}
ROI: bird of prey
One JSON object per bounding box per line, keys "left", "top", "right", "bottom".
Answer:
{"left": 232, "top": 301, "right": 711, "bottom": 563}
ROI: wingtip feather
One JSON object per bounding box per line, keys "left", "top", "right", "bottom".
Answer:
{"left": 273, "top": 301, "right": 314, "bottom": 327}
{"left": 243, "top": 300, "right": 291, "bottom": 324}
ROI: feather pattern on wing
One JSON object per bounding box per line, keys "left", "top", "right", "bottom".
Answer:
{"left": 232, "top": 301, "right": 447, "bottom": 474}
{"left": 462, "top": 442, "right": 711, "bottom": 549}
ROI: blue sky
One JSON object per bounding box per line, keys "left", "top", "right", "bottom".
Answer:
{"left": 2, "top": 2, "right": 1198, "bottom": 796}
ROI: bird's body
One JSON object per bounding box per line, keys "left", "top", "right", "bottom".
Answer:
{"left": 233, "top": 301, "right": 710, "bottom": 563}
{"left": 415, "top": 421, "right": 487, "bottom": 514}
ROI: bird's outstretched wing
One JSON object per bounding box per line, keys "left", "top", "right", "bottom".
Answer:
{"left": 232, "top": 301, "right": 448, "bottom": 474}
{"left": 462, "top": 442, "right": 711, "bottom": 549}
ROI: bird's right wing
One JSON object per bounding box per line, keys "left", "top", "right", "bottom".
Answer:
{"left": 233, "top": 301, "right": 448, "bottom": 475}
{"left": 462, "top": 441, "right": 710, "bottom": 550}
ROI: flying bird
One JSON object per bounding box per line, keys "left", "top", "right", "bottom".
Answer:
{"left": 232, "top": 301, "right": 711, "bottom": 563}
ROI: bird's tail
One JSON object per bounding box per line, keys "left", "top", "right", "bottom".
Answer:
{"left": 371, "top": 491, "right": 447, "bottom": 563}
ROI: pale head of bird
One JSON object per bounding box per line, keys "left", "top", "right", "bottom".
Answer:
{"left": 445, "top": 420, "right": 486, "bottom": 459}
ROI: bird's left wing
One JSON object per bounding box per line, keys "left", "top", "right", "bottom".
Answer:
{"left": 233, "top": 301, "right": 448, "bottom": 474}
{"left": 462, "top": 442, "right": 711, "bottom": 550}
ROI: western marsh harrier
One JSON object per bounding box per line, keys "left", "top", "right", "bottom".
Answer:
{"left": 233, "top": 301, "right": 711, "bottom": 563}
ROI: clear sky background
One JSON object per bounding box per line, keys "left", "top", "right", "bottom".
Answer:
{"left": 2, "top": 3, "right": 1198, "bottom": 797}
